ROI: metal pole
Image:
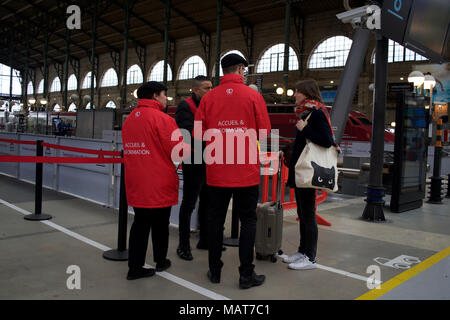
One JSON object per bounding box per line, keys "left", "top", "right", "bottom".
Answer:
{"left": 214, "top": 0, "right": 223, "bottom": 87}
{"left": 163, "top": 0, "right": 171, "bottom": 88}
{"left": 362, "top": 35, "right": 388, "bottom": 222}
{"left": 24, "top": 37, "right": 30, "bottom": 109}
{"left": 64, "top": 29, "right": 71, "bottom": 112}
{"left": 103, "top": 151, "right": 129, "bottom": 260}
{"left": 24, "top": 140, "right": 52, "bottom": 221}
{"left": 121, "top": 3, "right": 130, "bottom": 110}
{"left": 330, "top": 28, "right": 371, "bottom": 144}
{"left": 43, "top": 29, "right": 49, "bottom": 108}
{"left": 223, "top": 198, "right": 239, "bottom": 247}
{"left": 282, "top": 0, "right": 291, "bottom": 103}
{"left": 91, "top": 0, "right": 98, "bottom": 110}
{"left": 428, "top": 117, "right": 443, "bottom": 204}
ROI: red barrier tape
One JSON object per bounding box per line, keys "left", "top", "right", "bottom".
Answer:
{"left": 0, "top": 138, "right": 36, "bottom": 145}
{"left": 41, "top": 142, "right": 121, "bottom": 157}
{"left": 0, "top": 156, "right": 123, "bottom": 164}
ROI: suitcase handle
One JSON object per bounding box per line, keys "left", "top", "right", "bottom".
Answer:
{"left": 275, "top": 152, "right": 283, "bottom": 210}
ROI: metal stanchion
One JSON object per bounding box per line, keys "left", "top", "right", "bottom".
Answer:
{"left": 103, "top": 152, "right": 129, "bottom": 261}
{"left": 223, "top": 199, "right": 239, "bottom": 247}
{"left": 24, "top": 140, "right": 52, "bottom": 221}
{"left": 428, "top": 118, "right": 444, "bottom": 204}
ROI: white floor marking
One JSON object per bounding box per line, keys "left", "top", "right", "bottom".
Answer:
{"left": 0, "top": 198, "right": 230, "bottom": 300}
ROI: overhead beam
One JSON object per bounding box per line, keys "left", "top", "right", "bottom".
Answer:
{"left": 164, "top": 0, "right": 210, "bottom": 36}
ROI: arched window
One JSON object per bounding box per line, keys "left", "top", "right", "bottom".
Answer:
{"left": 101, "top": 68, "right": 119, "bottom": 87}
{"left": 68, "top": 103, "right": 77, "bottom": 112}
{"left": 37, "top": 79, "right": 44, "bottom": 94}
{"left": 256, "top": 44, "right": 299, "bottom": 73}
{"left": 308, "top": 36, "right": 352, "bottom": 69}
{"left": 371, "top": 40, "right": 428, "bottom": 63}
{"left": 149, "top": 61, "right": 173, "bottom": 82}
{"left": 127, "top": 64, "right": 143, "bottom": 84}
{"left": 105, "top": 100, "right": 117, "bottom": 109}
{"left": 82, "top": 72, "right": 97, "bottom": 89}
{"left": 50, "top": 77, "right": 61, "bottom": 92}
{"left": 27, "top": 81, "right": 34, "bottom": 95}
{"left": 67, "top": 74, "right": 78, "bottom": 91}
{"left": 53, "top": 104, "right": 62, "bottom": 112}
{"left": 178, "top": 55, "right": 207, "bottom": 80}
{"left": 0, "top": 63, "right": 22, "bottom": 95}
{"left": 214, "top": 50, "right": 247, "bottom": 76}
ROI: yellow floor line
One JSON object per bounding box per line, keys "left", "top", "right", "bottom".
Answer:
{"left": 356, "top": 247, "right": 450, "bottom": 300}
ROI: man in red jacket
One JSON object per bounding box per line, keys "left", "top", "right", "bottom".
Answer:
{"left": 195, "top": 53, "right": 272, "bottom": 289}
{"left": 122, "top": 81, "right": 183, "bottom": 280}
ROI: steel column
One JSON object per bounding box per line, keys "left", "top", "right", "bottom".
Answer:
{"left": 282, "top": 0, "right": 291, "bottom": 102}
{"left": 8, "top": 43, "right": 13, "bottom": 112}
{"left": 121, "top": 1, "right": 131, "bottom": 109}
{"left": 90, "top": 0, "right": 98, "bottom": 110}
{"left": 64, "top": 29, "right": 71, "bottom": 111}
{"left": 330, "top": 28, "right": 371, "bottom": 144}
{"left": 163, "top": 0, "right": 171, "bottom": 87}
{"left": 43, "top": 29, "right": 49, "bottom": 107}
{"left": 362, "top": 35, "right": 388, "bottom": 222}
{"left": 214, "top": 0, "right": 223, "bottom": 86}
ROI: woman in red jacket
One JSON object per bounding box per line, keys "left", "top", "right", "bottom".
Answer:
{"left": 122, "top": 82, "right": 183, "bottom": 280}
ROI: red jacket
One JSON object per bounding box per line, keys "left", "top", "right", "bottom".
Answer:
{"left": 194, "top": 73, "right": 271, "bottom": 187}
{"left": 122, "top": 99, "right": 182, "bottom": 208}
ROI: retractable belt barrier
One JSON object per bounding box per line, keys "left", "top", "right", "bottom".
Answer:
{"left": 0, "top": 139, "right": 128, "bottom": 261}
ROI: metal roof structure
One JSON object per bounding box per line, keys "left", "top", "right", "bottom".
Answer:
{"left": 0, "top": 0, "right": 366, "bottom": 70}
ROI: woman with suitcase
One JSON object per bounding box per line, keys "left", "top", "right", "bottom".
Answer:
{"left": 284, "top": 79, "right": 335, "bottom": 270}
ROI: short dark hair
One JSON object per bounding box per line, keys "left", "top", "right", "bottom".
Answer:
{"left": 137, "top": 81, "right": 167, "bottom": 99}
{"left": 222, "top": 64, "right": 243, "bottom": 75}
{"left": 295, "top": 79, "right": 323, "bottom": 103}
{"left": 193, "top": 75, "right": 210, "bottom": 88}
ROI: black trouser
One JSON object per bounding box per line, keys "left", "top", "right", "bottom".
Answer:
{"left": 178, "top": 163, "right": 208, "bottom": 248}
{"left": 128, "top": 207, "right": 171, "bottom": 270}
{"left": 294, "top": 187, "right": 318, "bottom": 262}
{"left": 207, "top": 185, "right": 259, "bottom": 278}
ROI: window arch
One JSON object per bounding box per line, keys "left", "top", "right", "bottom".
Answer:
{"left": 105, "top": 100, "right": 117, "bottom": 109}
{"left": 37, "top": 79, "right": 44, "bottom": 94}
{"left": 67, "top": 74, "right": 78, "bottom": 91}
{"left": 27, "top": 81, "right": 34, "bottom": 95}
{"left": 371, "top": 39, "right": 428, "bottom": 63}
{"left": 256, "top": 44, "right": 299, "bottom": 73}
{"left": 178, "top": 55, "right": 207, "bottom": 80}
{"left": 50, "top": 77, "right": 61, "bottom": 92}
{"left": 82, "top": 72, "right": 97, "bottom": 89}
{"left": 0, "top": 63, "right": 22, "bottom": 95}
{"left": 68, "top": 103, "right": 77, "bottom": 112}
{"left": 308, "top": 36, "right": 352, "bottom": 69}
{"left": 214, "top": 50, "right": 247, "bottom": 76}
{"left": 101, "top": 68, "right": 119, "bottom": 87}
{"left": 127, "top": 64, "right": 143, "bottom": 84}
{"left": 149, "top": 61, "right": 173, "bottom": 82}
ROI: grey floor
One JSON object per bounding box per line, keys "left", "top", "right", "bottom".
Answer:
{"left": 0, "top": 174, "right": 449, "bottom": 300}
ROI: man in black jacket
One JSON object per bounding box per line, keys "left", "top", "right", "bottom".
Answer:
{"left": 175, "top": 76, "right": 213, "bottom": 260}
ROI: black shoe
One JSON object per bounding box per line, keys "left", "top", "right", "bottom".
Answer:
{"left": 239, "top": 272, "right": 265, "bottom": 289}
{"left": 127, "top": 267, "right": 156, "bottom": 280}
{"left": 196, "top": 242, "right": 227, "bottom": 252}
{"left": 207, "top": 270, "right": 221, "bottom": 284}
{"left": 177, "top": 246, "right": 193, "bottom": 261}
{"left": 156, "top": 259, "right": 171, "bottom": 272}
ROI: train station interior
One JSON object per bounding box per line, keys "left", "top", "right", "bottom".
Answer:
{"left": 0, "top": 0, "right": 449, "bottom": 304}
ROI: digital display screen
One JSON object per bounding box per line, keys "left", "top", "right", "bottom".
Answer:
{"left": 404, "top": 0, "right": 450, "bottom": 61}
{"left": 401, "top": 97, "right": 427, "bottom": 190}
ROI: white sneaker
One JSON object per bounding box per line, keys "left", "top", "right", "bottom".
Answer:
{"left": 288, "top": 259, "right": 317, "bottom": 270}
{"left": 282, "top": 252, "right": 307, "bottom": 264}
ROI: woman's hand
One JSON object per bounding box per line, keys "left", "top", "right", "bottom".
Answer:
{"left": 296, "top": 119, "right": 308, "bottom": 131}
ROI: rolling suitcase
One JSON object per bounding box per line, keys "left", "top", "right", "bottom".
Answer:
{"left": 255, "top": 153, "right": 283, "bottom": 263}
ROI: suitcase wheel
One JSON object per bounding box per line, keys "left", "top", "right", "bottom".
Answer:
{"left": 278, "top": 250, "right": 283, "bottom": 255}
{"left": 270, "top": 255, "right": 277, "bottom": 263}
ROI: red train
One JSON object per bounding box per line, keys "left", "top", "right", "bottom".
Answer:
{"left": 167, "top": 103, "right": 395, "bottom": 143}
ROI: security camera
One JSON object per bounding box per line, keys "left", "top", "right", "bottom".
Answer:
{"left": 336, "top": 5, "right": 371, "bottom": 27}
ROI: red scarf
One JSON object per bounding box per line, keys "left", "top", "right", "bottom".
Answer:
{"left": 300, "top": 99, "right": 336, "bottom": 141}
